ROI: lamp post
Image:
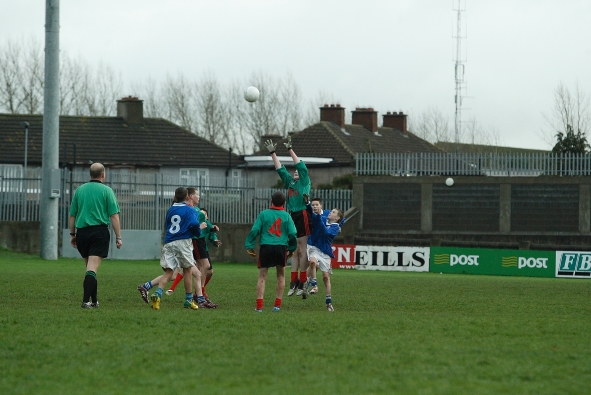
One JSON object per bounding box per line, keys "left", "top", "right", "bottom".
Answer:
{"left": 22, "top": 121, "right": 29, "bottom": 221}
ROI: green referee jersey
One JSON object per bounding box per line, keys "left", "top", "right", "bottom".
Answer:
{"left": 245, "top": 206, "right": 297, "bottom": 252}
{"left": 276, "top": 161, "right": 310, "bottom": 213}
{"left": 69, "top": 180, "right": 120, "bottom": 228}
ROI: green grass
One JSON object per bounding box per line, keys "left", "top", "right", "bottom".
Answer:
{"left": 1, "top": 250, "right": 590, "bottom": 395}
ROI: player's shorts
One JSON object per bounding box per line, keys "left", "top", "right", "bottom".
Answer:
{"left": 307, "top": 245, "right": 332, "bottom": 274}
{"left": 160, "top": 239, "right": 196, "bottom": 270}
{"left": 76, "top": 225, "right": 110, "bottom": 258}
{"left": 192, "top": 237, "right": 208, "bottom": 260}
{"left": 258, "top": 244, "right": 288, "bottom": 268}
{"left": 291, "top": 209, "right": 312, "bottom": 238}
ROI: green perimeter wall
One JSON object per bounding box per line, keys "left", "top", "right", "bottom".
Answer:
{"left": 430, "top": 247, "right": 555, "bottom": 277}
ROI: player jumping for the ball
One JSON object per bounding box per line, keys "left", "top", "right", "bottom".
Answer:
{"left": 265, "top": 136, "right": 312, "bottom": 297}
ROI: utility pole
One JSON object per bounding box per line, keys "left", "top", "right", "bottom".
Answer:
{"left": 22, "top": 122, "right": 29, "bottom": 221}
{"left": 40, "top": 0, "right": 60, "bottom": 260}
{"left": 453, "top": 0, "right": 466, "bottom": 144}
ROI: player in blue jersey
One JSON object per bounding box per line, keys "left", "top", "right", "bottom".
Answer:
{"left": 304, "top": 205, "right": 344, "bottom": 311}
{"left": 137, "top": 187, "right": 206, "bottom": 310}
{"left": 305, "top": 198, "right": 331, "bottom": 294}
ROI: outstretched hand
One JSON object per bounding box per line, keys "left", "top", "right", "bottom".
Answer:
{"left": 247, "top": 249, "right": 258, "bottom": 258}
{"left": 284, "top": 135, "right": 293, "bottom": 150}
{"left": 264, "top": 140, "right": 277, "bottom": 154}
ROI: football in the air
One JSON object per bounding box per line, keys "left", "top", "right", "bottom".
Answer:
{"left": 244, "top": 86, "right": 260, "bottom": 102}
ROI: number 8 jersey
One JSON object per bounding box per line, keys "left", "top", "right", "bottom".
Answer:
{"left": 163, "top": 202, "right": 201, "bottom": 244}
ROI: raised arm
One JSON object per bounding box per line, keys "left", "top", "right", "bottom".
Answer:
{"left": 264, "top": 139, "right": 282, "bottom": 170}
{"left": 284, "top": 135, "right": 300, "bottom": 165}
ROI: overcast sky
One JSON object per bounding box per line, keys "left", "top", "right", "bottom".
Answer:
{"left": 2, "top": 0, "right": 590, "bottom": 150}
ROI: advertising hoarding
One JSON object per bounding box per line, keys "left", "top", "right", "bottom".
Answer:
{"left": 331, "top": 244, "right": 356, "bottom": 269}
{"left": 431, "top": 247, "right": 554, "bottom": 277}
{"left": 555, "top": 251, "right": 591, "bottom": 278}
{"left": 355, "top": 246, "right": 430, "bottom": 272}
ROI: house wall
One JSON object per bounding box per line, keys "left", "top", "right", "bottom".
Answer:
{"left": 244, "top": 165, "right": 353, "bottom": 188}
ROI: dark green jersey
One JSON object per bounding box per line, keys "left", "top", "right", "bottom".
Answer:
{"left": 69, "top": 180, "right": 120, "bottom": 228}
{"left": 276, "top": 161, "right": 310, "bottom": 213}
{"left": 245, "top": 206, "right": 297, "bottom": 251}
{"left": 202, "top": 219, "right": 219, "bottom": 251}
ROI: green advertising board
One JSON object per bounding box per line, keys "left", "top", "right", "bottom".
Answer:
{"left": 430, "top": 247, "right": 555, "bottom": 277}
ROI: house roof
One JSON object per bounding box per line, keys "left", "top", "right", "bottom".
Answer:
{"left": 253, "top": 121, "right": 443, "bottom": 164}
{"left": 435, "top": 141, "right": 550, "bottom": 154}
{"left": 0, "top": 113, "right": 242, "bottom": 168}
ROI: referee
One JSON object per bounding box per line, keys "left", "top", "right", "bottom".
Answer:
{"left": 69, "top": 163, "right": 122, "bottom": 308}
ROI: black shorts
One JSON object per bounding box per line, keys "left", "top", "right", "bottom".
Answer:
{"left": 291, "top": 209, "right": 312, "bottom": 238}
{"left": 258, "top": 245, "right": 287, "bottom": 268}
{"left": 192, "top": 238, "right": 208, "bottom": 261}
{"left": 76, "top": 225, "right": 110, "bottom": 258}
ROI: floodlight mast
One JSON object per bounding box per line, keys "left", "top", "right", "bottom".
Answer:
{"left": 40, "top": 0, "right": 60, "bottom": 260}
{"left": 453, "top": 0, "right": 466, "bottom": 144}
{"left": 22, "top": 122, "right": 29, "bottom": 221}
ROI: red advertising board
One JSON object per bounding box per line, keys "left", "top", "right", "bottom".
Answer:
{"left": 331, "top": 244, "right": 356, "bottom": 269}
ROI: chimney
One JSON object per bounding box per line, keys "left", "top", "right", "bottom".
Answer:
{"left": 382, "top": 111, "right": 407, "bottom": 134}
{"left": 320, "top": 104, "right": 345, "bottom": 128}
{"left": 117, "top": 96, "right": 144, "bottom": 125}
{"left": 260, "top": 134, "right": 282, "bottom": 152}
{"left": 351, "top": 107, "right": 378, "bottom": 132}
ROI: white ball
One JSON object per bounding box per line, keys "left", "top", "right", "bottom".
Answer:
{"left": 445, "top": 177, "right": 454, "bottom": 187}
{"left": 244, "top": 86, "right": 260, "bottom": 102}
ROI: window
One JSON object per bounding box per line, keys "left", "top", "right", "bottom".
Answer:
{"left": 231, "top": 169, "right": 242, "bottom": 187}
{"left": 180, "top": 168, "right": 209, "bottom": 187}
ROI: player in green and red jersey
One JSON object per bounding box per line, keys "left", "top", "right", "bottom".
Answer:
{"left": 264, "top": 136, "right": 312, "bottom": 297}
{"left": 245, "top": 191, "right": 297, "bottom": 312}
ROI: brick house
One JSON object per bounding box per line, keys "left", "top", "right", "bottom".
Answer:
{"left": 243, "top": 104, "right": 443, "bottom": 188}
{"left": 0, "top": 97, "right": 244, "bottom": 184}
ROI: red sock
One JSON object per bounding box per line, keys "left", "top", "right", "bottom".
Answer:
{"left": 274, "top": 298, "right": 282, "bottom": 308}
{"left": 291, "top": 272, "right": 298, "bottom": 282}
{"left": 256, "top": 298, "right": 264, "bottom": 310}
{"left": 169, "top": 273, "right": 183, "bottom": 291}
{"left": 204, "top": 274, "right": 212, "bottom": 287}
{"left": 299, "top": 271, "right": 307, "bottom": 283}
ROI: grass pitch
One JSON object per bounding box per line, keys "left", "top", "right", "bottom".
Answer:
{"left": 0, "top": 249, "right": 590, "bottom": 395}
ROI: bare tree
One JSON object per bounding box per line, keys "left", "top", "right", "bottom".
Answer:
{"left": 302, "top": 90, "right": 342, "bottom": 127}
{"left": 226, "top": 79, "right": 254, "bottom": 154}
{"left": 130, "top": 76, "right": 165, "bottom": 118}
{"left": 409, "top": 106, "right": 452, "bottom": 143}
{"left": 196, "top": 72, "right": 229, "bottom": 146}
{"left": 277, "top": 72, "right": 303, "bottom": 134}
{"left": 92, "top": 63, "right": 123, "bottom": 116}
{"left": 541, "top": 82, "right": 591, "bottom": 146}
{"left": 0, "top": 40, "right": 24, "bottom": 113}
{"left": 161, "top": 74, "right": 198, "bottom": 132}
{"left": 60, "top": 53, "right": 86, "bottom": 115}
{"left": 20, "top": 38, "right": 44, "bottom": 114}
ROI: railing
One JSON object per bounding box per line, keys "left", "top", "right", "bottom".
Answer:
{"left": 356, "top": 152, "right": 591, "bottom": 176}
{"left": 0, "top": 169, "right": 352, "bottom": 229}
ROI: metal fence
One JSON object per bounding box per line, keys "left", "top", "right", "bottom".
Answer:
{"left": 1, "top": 169, "right": 352, "bottom": 229}
{"left": 356, "top": 152, "right": 591, "bottom": 176}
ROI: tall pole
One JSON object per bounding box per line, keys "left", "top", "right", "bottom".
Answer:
{"left": 22, "top": 122, "right": 29, "bottom": 221}
{"left": 40, "top": 0, "right": 60, "bottom": 260}
{"left": 453, "top": 0, "right": 466, "bottom": 144}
